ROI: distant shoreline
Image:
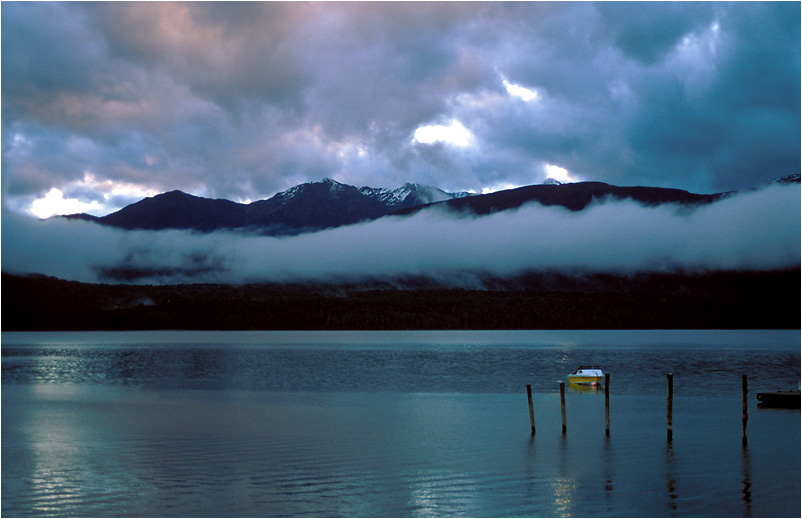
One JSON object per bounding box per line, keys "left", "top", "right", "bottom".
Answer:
{"left": 3, "top": 269, "right": 799, "bottom": 331}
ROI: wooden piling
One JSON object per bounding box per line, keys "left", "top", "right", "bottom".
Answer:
{"left": 526, "top": 384, "right": 536, "bottom": 436}
{"left": 742, "top": 375, "right": 748, "bottom": 446}
{"left": 667, "top": 373, "right": 674, "bottom": 442}
{"left": 560, "top": 382, "right": 567, "bottom": 435}
{"left": 604, "top": 373, "right": 610, "bottom": 437}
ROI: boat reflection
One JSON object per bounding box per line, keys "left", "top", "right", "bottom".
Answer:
{"left": 568, "top": 382, "right": 603, "bottom": 393}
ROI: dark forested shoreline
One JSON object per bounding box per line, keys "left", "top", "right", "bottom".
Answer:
{"left": 2, "top": 269, "right": 799, "bottom": 331}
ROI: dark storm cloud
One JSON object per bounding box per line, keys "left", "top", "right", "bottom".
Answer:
{"left": 2, "top": 2, "right": 799, "bottom": 215}
{"left": 596, "top": 2, "right": 715, "bottom": 64}
{"left": 3, "top": 183, "right": 799, "bottom": 285}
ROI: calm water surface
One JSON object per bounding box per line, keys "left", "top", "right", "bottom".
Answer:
{"left": 2, "top": 330, "right": 800, "bottom": 517}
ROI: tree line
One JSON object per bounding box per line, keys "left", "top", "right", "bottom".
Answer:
{"left": 2, "top": 269, "right": 799, "bottom": 331}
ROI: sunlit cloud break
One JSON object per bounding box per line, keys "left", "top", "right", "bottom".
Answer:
{"left": 26, "top": 173, "right": 162, "bottom": 218}
{"left": 3, "top": 184, "right": 798, "bottom": 285}
{"left": 412, "top": 120, "right": 474, "bottom": 147}
{"left": 30, "top": 188, "right": 103, "bottom": 219}
{"left": 503, "top": 78, "right": 538, "bottom": 102}
{"left": 544, "top": 165, "right": 578, "bottom": 184}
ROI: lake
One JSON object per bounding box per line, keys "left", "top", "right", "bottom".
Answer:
{"left": 2, "top": 330, "right": 799, "bottom": 517}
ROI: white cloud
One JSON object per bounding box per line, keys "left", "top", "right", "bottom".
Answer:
{"left": 413, "top": 120, "right": 474, "bottom": 147}
{"left": 25, "top": 173, "right": 162, "bottom": 218}
{"left": 503, "top": 79, "right": 538, "bottom": 102}
{"left": 29, "top": 188, "right": 103, "bottom": 219}
{"left": 544, "top": 164, "right": 580, "bottom": 183}
{"left": 480, "top": 182, "right": 522, "bottom": 194}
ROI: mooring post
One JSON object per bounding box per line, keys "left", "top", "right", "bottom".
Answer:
{"left": 526, "top": 384, "right": 536, "bottom": 436}
{"left": 605, "top": 373, "right": 610, "bottom": 438}
{"left": 742, "top": 374, "right": 748, "bottom": 446}
{"left": 667, "top": 373, "right": 674, "bottom": 442}
{"left": 560, "top": 382, "right": 567, "bottom": 435}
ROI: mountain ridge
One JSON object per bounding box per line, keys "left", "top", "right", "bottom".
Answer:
{"left": 392, "top": 181, "right": 724, "bottom": 217}
{"left": 61, "top": 175, "right": 800, "bottom": 235}
{"left": 62, "top": 178, "right": 474, "bottom": 234}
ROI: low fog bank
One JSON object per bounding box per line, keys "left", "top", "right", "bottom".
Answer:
{"left": 3, "top": 183, "right": 799, "bottom": 285}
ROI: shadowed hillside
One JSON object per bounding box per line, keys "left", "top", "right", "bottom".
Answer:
{"left": 3, "top": 269, "right": 798, "bottom": 331}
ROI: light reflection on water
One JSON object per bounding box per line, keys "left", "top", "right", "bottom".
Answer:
{"left": 2, "top": 330, "right": 800, "bottom": 517}
{"left": 3, "top": 330, "right": 799, "bottom": 396}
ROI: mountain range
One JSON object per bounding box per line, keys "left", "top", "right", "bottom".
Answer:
{"left": 63, "top": 175, "right": 800, "bottom": 235}
{"left": 65, "top": 179, "right": 471, "bottom": 234}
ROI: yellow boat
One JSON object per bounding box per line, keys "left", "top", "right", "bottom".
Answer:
{"left": 568, "top": 366, "right": 604, "bottom": 387}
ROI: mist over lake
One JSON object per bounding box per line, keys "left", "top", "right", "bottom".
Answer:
{"left": 3, "top": 182, "right": 799, "bottom": 285}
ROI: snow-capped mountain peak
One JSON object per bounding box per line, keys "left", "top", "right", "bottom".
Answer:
{"left": 273, "top": 177, "right": 351, "bottom": 202}
{"left": 359, "top": 182, "right": 468, "bottom": 209}
{"left": 321, "top": 177, "right": 347, "bottom": 192}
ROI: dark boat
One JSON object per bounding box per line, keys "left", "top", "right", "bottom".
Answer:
{"left": 756, "top": 390, "right": 801, "bottom": 408}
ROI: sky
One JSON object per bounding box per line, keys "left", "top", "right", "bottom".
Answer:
{"left": 2, "top": 1, "right": 800, "bottom": 219}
